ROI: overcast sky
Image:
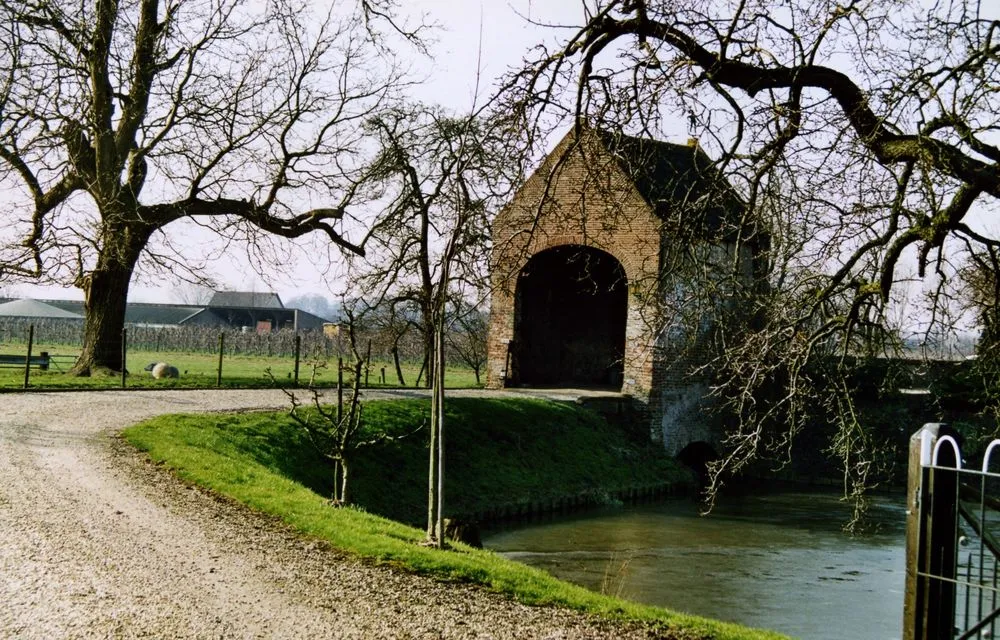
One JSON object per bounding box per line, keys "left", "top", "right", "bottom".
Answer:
{"left": 9, "top": 0, "right": 993, "bottom": 325}
{"left": 9, "top": 0, "right": 603, "bottom": 305}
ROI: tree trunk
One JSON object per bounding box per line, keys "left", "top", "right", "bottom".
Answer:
{"left": 433, "top": 316, "right": 445, "bottom": 548}
{"left": 421, "top": 308, "right": 435, "bottom": 389}
{"left": 71, "top": 227, "right": 149, "bottom": 376}
{"left": 415, "top": 354, "right": 427, "bottom": 388}
{"left": 339, "top": 457, "right": 350, "bottom": 505}
{"left": 392, "top": 344, "right": 406, "bottom": 386}
{"left": 426, "top": 355, "right": 438, "bottom": 540}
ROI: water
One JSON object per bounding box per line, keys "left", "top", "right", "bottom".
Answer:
{"left": 482, "top": 491, "right": 906, "bottom": 640}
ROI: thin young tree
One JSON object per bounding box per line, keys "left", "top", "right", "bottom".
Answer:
{"left": 354, "top": 105, "right": 520, "bottom": 388}
{"left": 0, "top": 0, "right": 419, "bottom": 375}
{"left": 275, "top": 304, "right": 392, "bottom": 505}
{"left": 364, "top": 297, "right": 421, "bottom": 386}
{"left": 348, "top": 103, "right": 521, "bottom": 544}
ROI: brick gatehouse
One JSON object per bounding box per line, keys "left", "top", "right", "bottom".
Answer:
{"left": 486, "top": 126, "right": 766, "bottom": 455}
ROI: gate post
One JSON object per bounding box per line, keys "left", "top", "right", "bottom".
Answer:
{"left": 904, "top": 423, "right": 959, "bottom": 640}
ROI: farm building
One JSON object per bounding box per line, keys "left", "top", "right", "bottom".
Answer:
{"left": 0, "top": 291, "right": 330, "bottom": 332}
{"left": 0, "top": 298, "right": 84, "bottom": 321}
{"left": 486, "top": 127, "right": 768, "bottom": 454}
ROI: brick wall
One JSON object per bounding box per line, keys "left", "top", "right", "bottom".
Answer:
{"left": 487, "top": 129, "right": 663, "bottom": 397}
{"left": 488, "top": 127, "right": 753, "bottom": 453}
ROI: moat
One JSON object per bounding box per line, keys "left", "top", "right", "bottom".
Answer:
{"left": 483, "top": 490, "right": 905, "bottom": 640}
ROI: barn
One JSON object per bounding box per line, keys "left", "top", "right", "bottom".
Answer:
{"left": 0, "top": 291, "right": 330, "bottom": 332}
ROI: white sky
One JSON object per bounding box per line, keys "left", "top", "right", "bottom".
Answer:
{"left": 6, "top": 0, "right": 995, "bottom": 330}
{"left": 9, "top": 0, "right": 603, "bottom": 305}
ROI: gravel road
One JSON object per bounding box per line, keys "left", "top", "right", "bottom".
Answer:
{"left": 0, "top": 389, "right": 671, "bottom": 639}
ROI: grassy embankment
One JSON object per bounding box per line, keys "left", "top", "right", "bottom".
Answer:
{"left": 0, "top": 343, "right": 479, "bottom": 390}
{"left": 123, "top": 397, "right": 786, "bottom": 640}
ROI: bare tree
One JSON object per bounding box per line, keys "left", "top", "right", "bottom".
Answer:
{"left": 171, "top": 282, "right": 216, "bottom": 306}
{"left": 363, "top": 297, "right": 420, "bottom": 385}
{"left": 958, "top": 246, "right": 1000, "bottom": 419}
{"left": 344, "top": 103, "right": 522, "bottom": 545}
{"left": 0, "top": 0, "right": 418, "bottom": 374}
{"left": 505, "top": 0, "right": 1000, "bottom": 508}
{"left": 446, "top": 299, "right": 488, "bottom": 386}
{"left": 353, "top": 104, "right": 521, "bottom": 389}
{"left": 284, "top": 293, "right": 341, "bottom": 321}
{"left": 275, "top": 305, "right": 372, "bottom": 505}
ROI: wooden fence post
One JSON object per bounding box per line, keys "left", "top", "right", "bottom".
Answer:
{"left": 293, "top": 334, "right": 301, "bottom": 386}
{"left": 904, "top": 426, "right": 931, "bottom": 640}
{"left": 23, "top": 323, "right": 34, "bottom": 390}
{"left": 364, "top": 339, "right": 371, "bottom": 388}
{"left": 217, "top": 332, "right": 225, "bottom": 387}
{"left": 121, "top": 327, "right": 127, "bottom": 389}
{"left": 337, "top": 356, "right": 343, "bottom": 423}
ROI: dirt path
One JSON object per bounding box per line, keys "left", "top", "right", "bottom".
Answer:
{"left": 0, "top": 389, "right": 663, "bottom": 639}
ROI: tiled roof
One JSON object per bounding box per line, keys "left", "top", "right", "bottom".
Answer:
{"left": 594, "top": 129, "right": 744, "bottom": 236}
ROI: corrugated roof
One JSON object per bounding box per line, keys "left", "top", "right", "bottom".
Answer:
{"left": 42, "top": 299, "right": 85, "bottom": 315}
{"left": 209, "top": 291, "right": 284, "bottom": 309}
{"left": 0, "top": 296, "right": 323, "bottom": 330}
{"left": 0, "top": 299, "right": 84, "bottom": 319}
{"left": 125, "top": 303, "right": 203, "bottom": 325}
{"left": 38, "top": 300, "right": 204, "bottom": 325}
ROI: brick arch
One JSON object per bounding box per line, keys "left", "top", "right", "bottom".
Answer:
{"left": 528, "top": 237, "right": 640, "bottom": 287}
{"left": 510, "top": 244, "right": 629, "bottom": 388}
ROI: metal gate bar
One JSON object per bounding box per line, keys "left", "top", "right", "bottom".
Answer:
{"left": 905, "top": 424, "right": 1000, "bottom": 640}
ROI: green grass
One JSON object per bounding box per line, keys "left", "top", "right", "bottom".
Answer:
{"left": 0, "top": 342, "right": 480, "bottom": 390}
{"left": 348, "top": 398, "right": 693, "bottom": 524}
{"left": 122, "top": 397, "right": 787, "bottom": 640}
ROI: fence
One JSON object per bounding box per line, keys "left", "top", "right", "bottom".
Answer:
{"left": 904, "top": 424, "right": 1000, "bottom": 639}
{"left": 0, "top": 318, "right": 462, "bottom": 365}
{"left": 0, "top": 319, "right": 484, "bottom": 390}
{"left": 1, "top": 323, "right": 362, "bottom": 389}
{"left": 0, "top": 319, "right": 339, "bottom": 358}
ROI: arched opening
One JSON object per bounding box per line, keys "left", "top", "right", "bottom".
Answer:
{"left": 677, "top": 441, "right": 719, "bottom": 486}
{"left": 512, "top": 245, "right": 627, "bottom": 388}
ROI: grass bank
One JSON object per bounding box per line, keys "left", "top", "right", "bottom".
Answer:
{"left": 123, "top": 397, "right": 786, "bottom": 640}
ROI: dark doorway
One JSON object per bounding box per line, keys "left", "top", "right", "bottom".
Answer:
{"left": 677, "top": 441, "right": 719, "bottom": 487}
{"left": 512, "top": 245, "right": 627, "bottom": 387}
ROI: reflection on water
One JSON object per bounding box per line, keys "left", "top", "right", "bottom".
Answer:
{"left": 483, "top": 492, "right": 905, "bottom": 640}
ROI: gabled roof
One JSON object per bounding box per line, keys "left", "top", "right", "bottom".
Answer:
{"left": 594, "top": 129, "right": 744, "bottom": 236}
{"left": 0, "top": 298, "right": 83, "bottom": 319}
{"left": 208, "top": 291, "right": 284, "bottom": 309}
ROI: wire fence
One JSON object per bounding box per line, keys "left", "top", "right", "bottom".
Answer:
{"left": 0, "top": 318, "right": 484, "bottom": 390}
{"left": 0, "top": 317, "right": 481, "bottom": 364}
{"left": 0, "top": 319, "right": 338, "bottom": 357}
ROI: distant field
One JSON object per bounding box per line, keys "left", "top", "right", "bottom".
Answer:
{"left": 0, "top": 343, "right": 481, "bottom": 390}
